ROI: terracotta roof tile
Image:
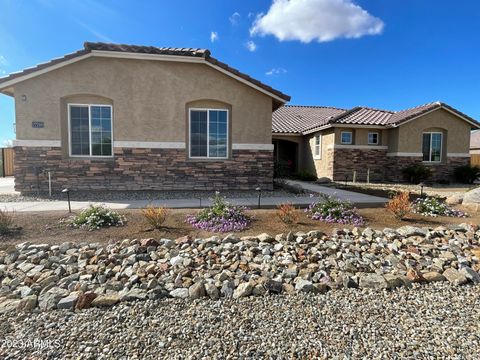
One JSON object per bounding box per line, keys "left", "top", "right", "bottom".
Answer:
{"left": 0, "top": 42, "right": 290, "bottom": 103}
{"left": 272, "top": 105, "right": 346, "bottom": 133}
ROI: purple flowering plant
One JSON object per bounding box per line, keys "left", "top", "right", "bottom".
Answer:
{"left": 186, "top": 192, "right": 251, "bottom": 232}
{"left": 306, "top": 193, "right": 365, "bottom": 226}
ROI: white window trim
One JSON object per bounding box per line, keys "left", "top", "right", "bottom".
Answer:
{"left": 340, "top": 131, "right": 353, "bottom": 145}
{"left": 367, "top": 132, "right": 379, "bottom": 145}
{"left": 68, "top": 103, "right": 114, "bottom": 158}
{"left": 188, "top": 108, "right": 229, "bottom": 159}
{"left": 314, "top": 134, "right": 322, "bottom": 159}
{"left": 422, "top": 132, "right": 443, "bottom": 163}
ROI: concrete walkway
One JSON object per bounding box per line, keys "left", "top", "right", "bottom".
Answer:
{"left": 0, "top": 177, "right": 15, "bottom": 194}
{"left": 0, "top": 180, "right": 387, "bottom": 213}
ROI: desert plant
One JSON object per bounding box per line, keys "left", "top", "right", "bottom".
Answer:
{"left": 293, "top": 170, "right": 318, "bottom": 181}
{"left": 142, "top": 206, "right": 169, "bottom": 229}
{"left": 385, "top": 192, "right": 411, "bottom": 220}
{"left": 453, "top": 165, "right": 480, "bottom": 184}
{"left": 186, "top": 192, "right": 251, "bottom": 232}
{"left": 277, "top": 203, "right": 299, "bottom": 225}
{"left": 70, "top": 204, "right": 126, "bottom": 230}
{"left": 402, "top": 164, "right": 432, "bottom": 184}
{"left": 306, "top": 194, "right": 364, "bottom": 226}
{"left": 412, "top": 196, "right": 467, "bottom": 217}
{"left": 0, "top": 209, "right": 15, "bottom": 236}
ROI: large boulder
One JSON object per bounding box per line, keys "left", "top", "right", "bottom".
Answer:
{"left": 462, "top": 187, "right": 480, "bottom": 210}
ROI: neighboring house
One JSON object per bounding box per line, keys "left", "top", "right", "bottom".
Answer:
{"left": 0, "top": 42, "right": 290, "bottom": 193}
{"left": 470, "top": 130, "right": 480, "bottom": 154}
{"left": 273, "top": 102, "right": 480, "bottom": 182}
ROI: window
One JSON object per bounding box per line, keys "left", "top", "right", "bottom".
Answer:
{"left": 189, "top": 108, "right": 228, "bottom": 158}
{"left": 368, "top": 132, "right": 379, "bottom": 145}
{"left": 314, "top": 134, "right": 322, "bottom": 159}
{"left": 422, "top": 132, "right": 442, "bottom": 162}
{"left": 69, "top": 104, "right": 112, "bottom": 157}
{"left": 341, "top": 131, "right": 352, "bottom": 144}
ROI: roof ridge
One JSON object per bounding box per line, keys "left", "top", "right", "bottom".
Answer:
{"left": 394, "top": 101, "right": 441, "bottom": 114}
{"left": 284, "top": 104, "right": 346, "bottom": 110}
{"left": 358, "top": 106, "right": 394, "bottom": 113}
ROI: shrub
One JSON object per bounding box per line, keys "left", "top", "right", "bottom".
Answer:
{"left": 142, "top": 206, "right": 169, "bottom": 229}
{"left": 277, "top": 203, "right": 299, "bottom": 225}
{"left": 412, "top": 196, "right": 467, "bottom": 217}
{"left": 453, "top": 165, "right": 480, "bottom": 184}
{"left": 0, "top": 209, "right": 15, "bottom": 236}
{"left": 385, "top": 192, "right": 411, "bottom": 220}
{"left": 70, "top": 204, "right": 126, "bottom": 230}
{"left": 186, "top": 192, "right": 251, "bottom": 232}
{"left": 306, "top": 194, "right": 364, "bottom": 226}
{"left": 293, "top": 170, "right": 318, "bottom": 181}
{"left": 402, "top": 164, "right": 432, "bottom": 184}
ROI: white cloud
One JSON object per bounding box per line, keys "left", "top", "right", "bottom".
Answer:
{"left": 77, "top": 21, "right": 114, "bottom": 43}
{"left": 229, "top": 12, "right": 241, "bottom": 25}
{"left": 266, "top": 67, "right": 287, "bottom": 76}
{"left": 250, "top": 0, "right": 384, "bottom": 43}
{"left": 245, "top": 40, "right": 257, "bottom": 52}
{"left": 210, "top": 31, "right": 219, "bottom": 43}
{"left": 0, "top": 55, "right": 7, "bottom": 67}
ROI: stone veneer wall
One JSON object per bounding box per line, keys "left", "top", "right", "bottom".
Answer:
{"left": 331, "top": 148, "right": 389, "bottom": 182}
{"left": 13, "top": 147, "right": 274, "bottom": 193}
{"left": 330, "top": 149, "right": 469, "bottom": 183}
{"left": 385, "top": 156, "right": 470, "bottom": 182}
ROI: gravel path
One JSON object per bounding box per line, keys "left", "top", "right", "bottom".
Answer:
{"left": 1, "top": 283, "right": 479, "bottom": 359}
{"left": 0, "top": 189, "right": 301, "bottom": 203}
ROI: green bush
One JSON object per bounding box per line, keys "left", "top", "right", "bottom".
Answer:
{"left": 402, "top": 164, "right": 432, "bottom": 184}
{"left": 453, "top": 165, "right": 480, "bottom": 184}
{"left": 70, "top": 204, "right": 126, "bottom": 231}
{"left": 292, "top": 170, "right": 317, "bottom": 181}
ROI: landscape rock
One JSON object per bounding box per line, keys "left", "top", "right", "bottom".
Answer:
{"left": 233, "top": 282, "right": 253, "bottom": 299}
{"left": 359, "top": 274, "right": 388, "bottom": 290}
{"left": 443, "top": 268, "right": 468, "bottom": 286}
{"left": 170, "top": 288, "right": 189, "bottom": 299}
{"left": 57, "top": 295, "right": 79, "bottom": 310}
{"left": 188, "top": 282, "right": 206, "bottom": 300}
{"left": 91, "top": 294, "right": 120, "bottom": 307}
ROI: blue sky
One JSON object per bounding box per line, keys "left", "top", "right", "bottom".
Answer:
{"left": 1, "top": 0, "right": 480, "bottom": 145}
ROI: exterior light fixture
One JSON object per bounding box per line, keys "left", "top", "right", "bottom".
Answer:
{"left": 419, "top": 182, "right": 425, "bottom": 197}
{"left": 256, "top": 187, "right": 262, "bottom": 209}
{"left": 62, "top": 188, "right": 71, "bottom": 213}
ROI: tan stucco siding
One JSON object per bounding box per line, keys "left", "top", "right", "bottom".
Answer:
{"left": 303, "top": 129, "right": 334, "bottom": 178}
{"left": 12, "top": 56, "right": 273, "bottom": 145}
{"left": 333, "top": 127, "right": 388, "bottom": 146}
{"left": 390, "top": 108, "right": 471, "bottom": 154}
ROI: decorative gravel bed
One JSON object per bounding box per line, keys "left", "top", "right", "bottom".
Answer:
{"left": 0, "top": 189, "right": 301, "bottom": 203}
{"left": 0, "top": 283, "right": 478, "bottom": 359}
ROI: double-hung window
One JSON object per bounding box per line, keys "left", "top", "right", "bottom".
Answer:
{"left": 422, "top": 132, "right": 442, "bottom": 162}
{"left": 314, "top": 134, "right": 322, "bottom": 159}
{"left": 341, "top": 131, "right": 352, "bottom": 144}
{"left": 69, "top": 104, "right": 113, "bottom": 157}
{"left": 368, "top": 132, "right": 379, "bottom": 145}
{"left": 189, "top": 109, "right": 228, "bottom": 159}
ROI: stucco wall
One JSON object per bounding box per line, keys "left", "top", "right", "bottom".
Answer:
{"left": 333, "top": 128, "right": 388, "bottom": 146}
{"left": 388, "top": 108, "right": 471, "bottom": 154}
{"left": 13, "top": 56, "right": 273, "bottom": 147}
{"left": 303, "top": 129, "right": 334, "bottom": 178}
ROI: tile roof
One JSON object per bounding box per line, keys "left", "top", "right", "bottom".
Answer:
{"left": 273, "top": 101, "right": 479, "bottom": 134}
{"left": 272, "top": 105, "right": 346, "bottom": 133}
{"left": 0, "top": 42, "right": 290, "bottom": 102}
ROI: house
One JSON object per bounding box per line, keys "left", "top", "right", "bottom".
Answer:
{"left": 470, "top": 130, "right": 480, "bottom": 154}
{"left": 0, "top": 42, "right": 290, "bottom": 193}
{"left": 272, "top": 102, "right": 480, "bottom": 182}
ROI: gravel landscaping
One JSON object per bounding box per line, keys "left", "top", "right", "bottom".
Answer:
{"left": 0, "top": 283, "right": 479, "bottom": 359}
{"left": 1, "top": 223, "right": 479, "bottom": 358}
{"left": 0, "top": 189, "right": 301, "bottom": 203}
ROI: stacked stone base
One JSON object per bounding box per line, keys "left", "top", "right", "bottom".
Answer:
{"left": 330, "top": 149, "right": 469, "bottom": 183}
{"left": 14, "top": 147, "right": 273, "bottom": 193}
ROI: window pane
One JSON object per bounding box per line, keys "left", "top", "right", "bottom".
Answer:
{"left": 422, "top": 134, "right": 431, "bottom": 161}
{"left": 431, "top": 133, "right": 442, "bottom": 161}
{"left": 341, "top": 132, "right": 351, "bottom": 144}
{"left": 190, "top": 110, "right": 208, "bottom": 157}
{"left": 90, "top": 106, "right": 112, "bottom": 156}
{"left": 70, "top": 105, "right": 90, "bottom": 155}
{"left": 209, "top": 110, "right": 228, "bottom": 158}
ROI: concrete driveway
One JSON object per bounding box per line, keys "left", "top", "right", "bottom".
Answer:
{"left": 0, "top": 177, "right": 16, "bottom": 194}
